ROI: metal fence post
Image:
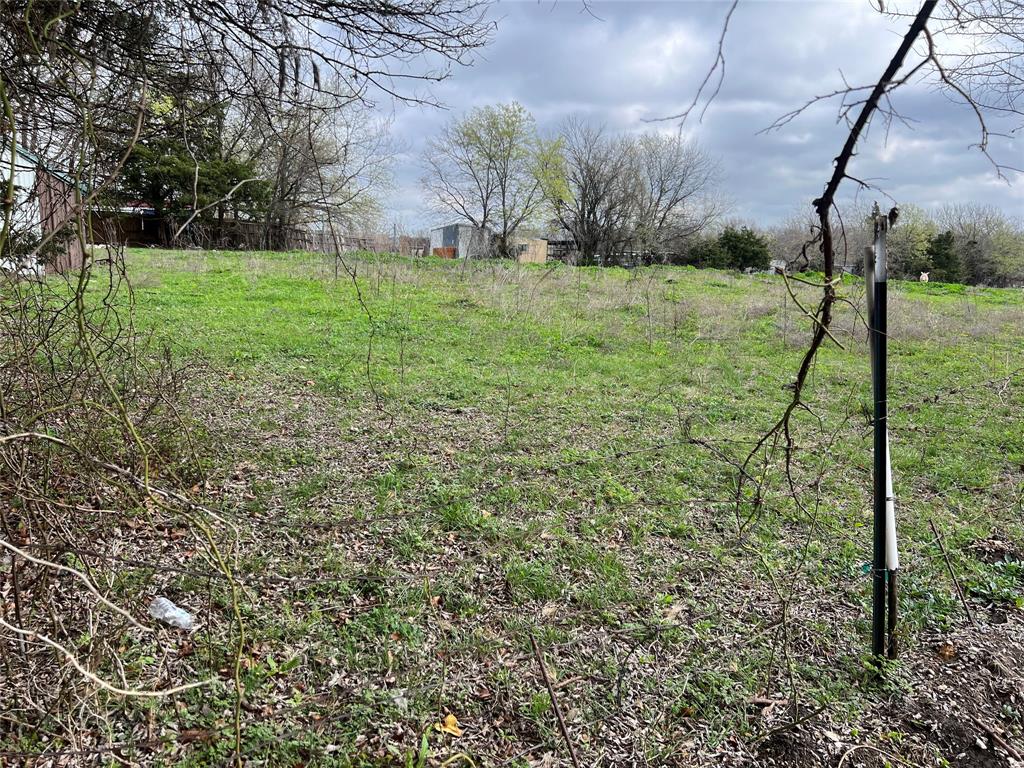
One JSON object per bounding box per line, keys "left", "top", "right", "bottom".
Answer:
{"left": 872, "top": 205, "right": 897, "bottom": 663}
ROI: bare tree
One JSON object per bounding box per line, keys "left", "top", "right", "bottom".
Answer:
{"left": 550, "top": 118, "right": 639, "bottom": 265}
{"left": 911, "top": 0, "right": 1024, "bottom": 170}
{"left": 254, "top": 93, "right": 391, "bottom": 248}
{"left": 546, "top": 122, "right": 721, "bottom": 264}
{"left": 632, "top": 132, "right": 721, "bottom": 256}
{"left": 737, "top": 1, "right": 948, "bottom": 520}
{"left": 768, "top": 209, "right": 822, "bottom": 271}
{"left": 689, "top": 0, "right": 1024, "bottom": 691}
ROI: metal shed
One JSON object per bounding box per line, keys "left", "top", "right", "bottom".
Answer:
{"left": 429, "top": 223, "right": 491, "bottom": 259}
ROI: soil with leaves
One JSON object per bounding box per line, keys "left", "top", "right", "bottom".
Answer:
{"left": 3, "top": 249, "right": 1022, "bottom": 767}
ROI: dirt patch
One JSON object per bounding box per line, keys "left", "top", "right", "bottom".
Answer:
{"left": 884, "top": 613, "right": 1024, "bottom": 767}
{"left": 904, "top": 704, "right": 1008, "bottom": 767}
{"left": 757, "top": 727, "right": 826, "bottom": 766}
{"left": 971, "top": 537, "right": 1023, "bottom": 565}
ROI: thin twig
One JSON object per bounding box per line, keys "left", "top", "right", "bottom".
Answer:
{"left": 837, "top": 743, "right": 919, "bottom": 768}
{"left": 750, "top": 703, "right": 828, "bottom": 745}
{"left": 0, "top": 617, "right": 213, "bottom": 698}
{"left": 529, "top": 634, "right": 582, "bottom": 768}
{"left": 929, "top": 519, "right": 977, "bottom": 626}
{"left": 972, "top": 715, "right": 1023, "bottom": 761}
{"left": 0, "top": 539, "right": 149, "bottom": 632}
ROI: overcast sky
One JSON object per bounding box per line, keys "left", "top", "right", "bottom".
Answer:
{"left": 382, "top": 0, "right": 1022, "bottom": 231}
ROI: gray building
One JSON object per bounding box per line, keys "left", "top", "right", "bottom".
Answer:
{"left": 429, "top": 223, "right": 491, "bottom": 259}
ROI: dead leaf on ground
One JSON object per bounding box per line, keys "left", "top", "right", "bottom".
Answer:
{"left": 662, "top": 602, "right": 685, "bottom": 621}
{"left": 434, "top": 713, "right": 464, "bottom": 737}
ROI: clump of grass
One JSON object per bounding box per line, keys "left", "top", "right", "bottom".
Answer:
{"left": 505, "top": 556, "right": 563, "bottom": 602}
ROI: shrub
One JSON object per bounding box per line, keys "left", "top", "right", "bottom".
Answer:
{"left": 718, "top": 226, "right": 771, "bottom": 271}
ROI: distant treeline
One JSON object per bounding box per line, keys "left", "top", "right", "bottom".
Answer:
{"left": 761, "top": 202, "right": 1024, "bottom": 286}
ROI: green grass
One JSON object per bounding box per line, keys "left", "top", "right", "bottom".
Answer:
{"left": 76, "top": 248, "right": 1024, "bottom": 764}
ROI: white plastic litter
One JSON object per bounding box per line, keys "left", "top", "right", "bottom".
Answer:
{"left": 148, "top": 597, "right": 196, "bottom": 630}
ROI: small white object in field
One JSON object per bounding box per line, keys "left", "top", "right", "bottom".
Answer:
{"left": 148, "top": 597, "right": 196, "bottom": 630}
{"left": 920, "top": 272, "right": 929, "bottom": 282}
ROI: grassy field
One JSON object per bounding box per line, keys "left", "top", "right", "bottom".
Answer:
{"left": 40, "top": 249, "right": 1024, "bottom": 765}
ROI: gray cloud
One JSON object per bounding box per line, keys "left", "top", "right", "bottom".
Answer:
{"left": 382, "top": 1, "right": 1022, "bottom": 230}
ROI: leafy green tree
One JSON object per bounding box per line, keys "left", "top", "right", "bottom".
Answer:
{"left": 926, "top": 230, "right": 961, "bottom": 283}
{"left": 987, "top": 227, "right": 1024, "bottom": 286}
{"left": 681, "top": 234, "right": 728, "bottom": 268}
{"left": 887, "top": 204, "right": 936, "bottom": 279}
{"left": 718, "top": 226, "right": 771, "bottom": 271}
{"left": 119, "top": 95, "right": 268, "bottom": 245}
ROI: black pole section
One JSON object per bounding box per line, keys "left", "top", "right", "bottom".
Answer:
{"left": 871, "top": 227, "right": 888, "bottom": 658}
{"left": 887, "top": 571, "right": 898, "bottom": 658}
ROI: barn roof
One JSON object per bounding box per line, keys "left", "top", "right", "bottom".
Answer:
{"left": 4, "top": 143, "right": 85, "bottom": 191}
